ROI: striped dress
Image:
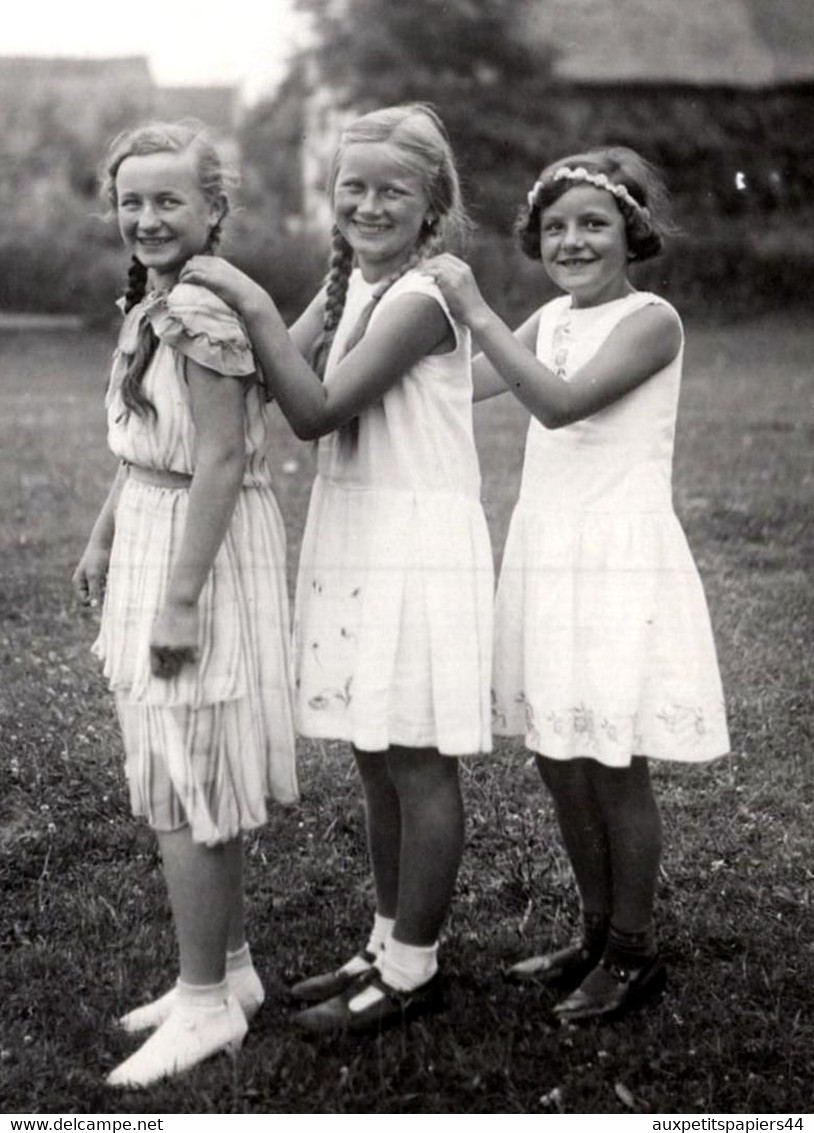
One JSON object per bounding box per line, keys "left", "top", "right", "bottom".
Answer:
{"left": 93, "top": 283, "right": 298, "bottom": 845}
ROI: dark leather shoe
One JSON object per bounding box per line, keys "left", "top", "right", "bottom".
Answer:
{"left": 288, "top": 950, "right": 377, "bottom": 1004}
{"left": 505, "top": 942, "right": 602, "bottom": 989}
{"left": 553, "top": 953, "right": 667, "bottom": 1022}
{"left": 293, "top": 971, "right": 446, "bottom": 1035}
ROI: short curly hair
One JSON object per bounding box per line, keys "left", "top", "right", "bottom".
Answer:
{"left": 515, "top": 146, "right": 675, "bottom": 264}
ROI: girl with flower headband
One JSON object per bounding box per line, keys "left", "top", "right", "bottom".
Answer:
{"left": 181, "top": 104, "right": 493, "bottom": 1034}
{"left": 73, "top": 121, "right": 298, "bottom": 1085}
{"left": 426, "top": 146, "right": 729, "bottom": 1021}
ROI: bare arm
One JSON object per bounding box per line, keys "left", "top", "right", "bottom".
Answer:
{"left": 149, "top": 359, "right": 246, "bottom": 678}
{"left": 179, "top": 257, "right": 451, "bottom": 440}
{"left": 288, "top": 286, "right": 327, "bottom": 358}
{"left": 469, "top": 301, "right": 681, "bottom": 427}
{"left": 179, "top": 254, "right": 326, "bottom": 360}
{"left": 426, "top": 254, "right": 681, "bottom": 428}
{"left": 72, "top": 462, "right": 128, "bottom": 606}
{"left": 472, "top": 310, "right": 541, "bottom": 402}
{"left": 241, "top": 289, "right": 450, "bottom": 438}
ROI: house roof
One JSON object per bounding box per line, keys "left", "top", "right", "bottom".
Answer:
{"left": 0, "top": 56, "right": 152, "bottom": 84}
{"left": 522, "top": 0, "right": 814, "bottom": 86}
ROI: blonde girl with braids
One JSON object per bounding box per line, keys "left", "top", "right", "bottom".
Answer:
{"left": 183, "top": 104, "right": 493, "bottom": 1034}
{"left": 72, "top": 121, "right": 297, "bottom": 1085}
{"left": 426, "top": 146, "right": 729, "bottom": 1022}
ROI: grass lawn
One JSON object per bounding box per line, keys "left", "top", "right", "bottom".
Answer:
{"left": 1, "top": 314, "right": 812, "bottom": 1114}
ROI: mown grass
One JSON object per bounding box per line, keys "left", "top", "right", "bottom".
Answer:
{"left": 1, "top": 314, "right": 812, "bottom": 1114}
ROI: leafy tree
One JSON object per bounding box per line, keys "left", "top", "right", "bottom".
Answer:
{"left": 239, "top": 65, "right": 307, "bottom": 219}
{"left": 291, "top": 0, "right": 558, "bottom": 230}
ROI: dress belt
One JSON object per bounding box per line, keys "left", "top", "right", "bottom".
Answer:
{"left": 126, "top": 463, "right": 193, "bottom": 489}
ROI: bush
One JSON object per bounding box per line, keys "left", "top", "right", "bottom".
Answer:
{"left": 1, "top": 200, "right": 813, "bottom": 327}
{"left": 0, "top": 211, "right": 328, "bottom": 328}
{"left": 465, "top": 222, "right": 814, "bottom": 325}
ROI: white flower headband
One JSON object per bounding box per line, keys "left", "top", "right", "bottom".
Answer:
{"left": 527, "top": 166, "right": 650, "bottom": 220}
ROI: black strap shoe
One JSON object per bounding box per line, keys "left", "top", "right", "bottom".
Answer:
{"left": 553, "top": 953, "right": 667, "bottom": 1023}
{"left": 288, "top": 950, "right": 377, "bottom": 1004}
{"left": 293, "top": 971, "right": 446, "bottom": 1035}
{"left": 505, "top": 941, "right": 602, "bottom": 989}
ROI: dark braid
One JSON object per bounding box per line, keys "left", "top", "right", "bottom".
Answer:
{"left": 124, "top": 256, "right": 148, "bottom": 313}
{"left": 119, "top": 256, "right": 159, "bottom": 420}
{"left": 309, "top": 227, "right": 354, "bottom": 381}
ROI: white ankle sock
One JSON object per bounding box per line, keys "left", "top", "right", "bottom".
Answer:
{"left": 176, "top": 979, "right": 230, "bottom": 1011}
{"left": 226, "top": 943, "right": 252, "bottom": 972}
{"left": 338, "top": 913, "right": 395, "bottom": 976}
{"left": 366, "top": 913, "right": 395, "bottom": 957}
{"left": 378, "top": 938, "right": 438, "bottom": 992}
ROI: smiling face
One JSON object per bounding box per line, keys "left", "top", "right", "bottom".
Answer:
{"left": 539, "top": 184, "right": 633, "bottom": 308}
{"left": 116, "top": 149, "right": 223, "bottom": 290}
{"left": 332, "top": 141, "right": 434, "bottom": 282}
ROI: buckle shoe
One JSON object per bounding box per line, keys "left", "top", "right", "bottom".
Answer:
{"left": 553, "top": 953, "right": 667, "bottom": 1023}
{"left": 293, "top": 971, "right": 446, "bottom": 1035}
{"left": 289, "top": 949, "right": 377, "bottom": 1003}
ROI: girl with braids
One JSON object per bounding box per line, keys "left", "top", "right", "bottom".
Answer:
{"left": 182, "top": 104, "right": 493, "bottom": 1034}
{"left": 426, "top": 147, "right": 729, "bottom": 1021}
{"left": 72, "top": 120, "right": 297, "bottom": 1085}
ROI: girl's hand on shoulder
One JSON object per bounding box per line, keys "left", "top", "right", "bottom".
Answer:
{"left": 423, "top": 254, "right": 487, "bottom": 327}
{"left": 180, "top": 256, "right": 271, "bottom": 321}
{"left": 72, "top": 540, "right": 111, "bottom": 609}
{"left": 149, "top": 601, "right": 199, "bottom": 679}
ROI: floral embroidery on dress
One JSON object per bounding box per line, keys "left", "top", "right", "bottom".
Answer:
{"left": 571, "top": 704, "right": 596, "bottom": 738}
{"left": 551, "top": 313, "right": 572, "bottom": 377}
{"left": 308, "top": 677, "right": 353, "bottom": 711}
{"left": 491, "top": 690, "right": 724, "bottom": 756}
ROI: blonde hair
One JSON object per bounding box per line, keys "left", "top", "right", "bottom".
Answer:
{"left": 516, "top": 146, "right": 675, "bottom": 263}
{"left": 310, "top": 103, "right": 469, "bottom": 382}
{"left": 101, "top": 120, "right": 235, "bottom": 419}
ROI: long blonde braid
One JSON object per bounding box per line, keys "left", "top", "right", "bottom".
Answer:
{"left": 309, "top": 226, "right": 355, "bottom": 381}
{"left": 310, "top": 103, "right": 468, "bottom": 446}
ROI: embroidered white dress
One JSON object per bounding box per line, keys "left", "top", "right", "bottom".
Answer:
{"left": 93, "top": 283, "right": 298, "bottom": 844}
{"left": 493, "top": 291, "right": 729, "bottom": 766}
{"left": 294, "top": 269, "right": 493, "bottom": 755}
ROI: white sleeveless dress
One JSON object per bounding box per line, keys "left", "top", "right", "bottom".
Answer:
{"left": 293, "top": 269, "right": 493, "bottom": 755}
{"left": 93, "top": 284, "right": 298, "bottom": 844}
{"left": 492, "top": 291, "right": 729, "bottom": 766}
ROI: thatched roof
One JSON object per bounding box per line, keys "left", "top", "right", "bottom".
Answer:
{"left": 522, "top": 0, "right": 814, "bottom": 86}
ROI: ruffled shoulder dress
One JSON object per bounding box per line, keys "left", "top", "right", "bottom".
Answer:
{"left": 492, "top": 291, "right": 729, "bottom": 766}
{"left": 93, "top": 283, "right": 298, "bottom": 845}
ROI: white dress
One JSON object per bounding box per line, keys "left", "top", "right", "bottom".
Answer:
{"left": 294, "top": 269, "right": 493, "bottom": 755}
{"left": 93, "top": 284, "right": 298, "bottom": 844}
{"left": 493, "top": 291, "right": 729, "bottom": 766}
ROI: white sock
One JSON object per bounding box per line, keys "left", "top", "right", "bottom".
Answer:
{"left": 366, "top": 913, "right": 395, "bottom": 958}
{"left": 338, "top": 913, "right": 394, "bottom": 976}
{"left": 226, "top": 943, "right": 265, "bottom": 1018}
{"left": 226, "top": 942, "right": 252, "bottom": 973}
{"left": 378, "top": 938, "right": 438, "bottom": 992}
{"left": 176, "top": 979, "right": 230, "bottom": 1012}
